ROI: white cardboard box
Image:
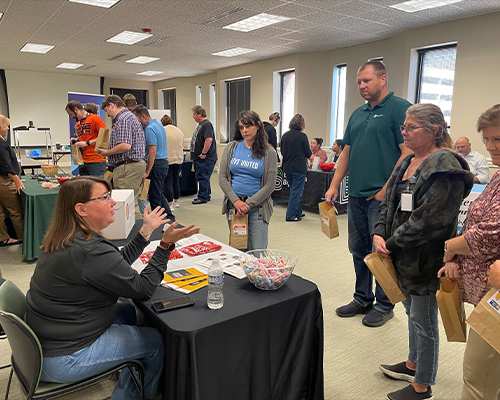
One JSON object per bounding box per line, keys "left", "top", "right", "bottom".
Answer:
{"left": 101, "top": 189, "right": 135, "bottom": 240}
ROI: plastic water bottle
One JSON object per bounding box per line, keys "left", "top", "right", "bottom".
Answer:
{"left": 207, "top": 257, "right": 224, "bottom": 309}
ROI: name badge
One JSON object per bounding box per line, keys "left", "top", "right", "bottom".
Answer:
{"left": 401, "top": 191, "right": 413, "bottom": 212}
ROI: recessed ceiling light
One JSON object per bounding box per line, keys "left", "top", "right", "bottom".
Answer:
{"left": 136, "top": 70, "right": 164, "bottom": 76}
{"left": 106, "top": 31, "right": 153, "bottom": 45}
{"left": 20, "top": 43, "right": 55, "bottom": 54}
{"left": 56, "top": 62, "right": 84, "bottom": 69}
{"left": 125, "top": 56, "right": 160, "bottom": 64}
{"left": 223, "top": 13, "right": 290, "bottom": 32}
{"left": 68, "top": 0, "right": 121, "bottom": 8}
{"left": 212, "top": 47, "right": 256, "bottom": 57}
{"left": 390, "top": 0, "right": 463, "bottom": 13}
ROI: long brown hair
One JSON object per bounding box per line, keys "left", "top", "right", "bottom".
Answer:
{"left": 41, "top": 176, "right": 112, "bottom": 253}
{"left": 232, "top": 110, "right": 269, "bottom": 159}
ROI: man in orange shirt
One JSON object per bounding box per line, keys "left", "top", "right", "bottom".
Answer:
{"left": 65, "top": 100, "right": 107, "bottom": 177}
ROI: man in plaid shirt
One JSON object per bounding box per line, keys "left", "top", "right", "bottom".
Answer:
{"left": 98, "top": 95, "right": 146, "bottom": 219}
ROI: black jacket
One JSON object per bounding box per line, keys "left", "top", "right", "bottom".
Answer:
{"left": 281, "top": 129, "right": 312, "bottom": 174}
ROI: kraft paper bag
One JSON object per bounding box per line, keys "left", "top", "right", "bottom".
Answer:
{"left": 436, "top": 278, "right": 467, "bottom": 342}
{"left": 103, "top": 170, "right": 113, "bottom": 182}
{"left": 229, "top": 213, "right": 248, "bottom": 249}
{"left": 71, "top": 144, "right": 84, "bottom": 166}
{"left": 364, "top": 252, "right": 406, "bottom": 304}
{"left": 139, "top": 179, "right": 150, "bottom": 201}
{"left": 95, "top": 127, "right": 110, "bottom": 150}
{"left": 318, "top": 201, "right": 339, "bottom": 239}
{"left": 467, "top": 288, "right": 500, "bottom": 354}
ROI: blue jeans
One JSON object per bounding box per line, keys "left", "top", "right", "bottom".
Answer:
{"left": 227, "top": 206, "right": 269, "bottom": 251}
{"left": 40, "top": 305, "right": 163, "bottom": 400}
{"left": 285, "top": 172, "right": 306, "bottom": 220}
{"left": 347, "top": 196, "right": 393, "bottom": 312}
{"left": 163, "top": 163, "right": 181, "bottom": 202}
{"left": 149, "top": 159, "right": 174, "bottom": 222}
{"left": 194, "top": 158, "right": 215, "bottom": 202}
{"left": 79, "top": 162, "right": 106, "bottom": 178}
{"left": 403, "top": 293, "right": 439, "bottom": 387}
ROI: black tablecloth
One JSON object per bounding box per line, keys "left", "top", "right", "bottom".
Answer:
{"left": 135, "top": 275, "right": 324, "bottom": 400}
{"left": 273, "top": 167, "right": 348, "bottom": 214}
{"left": 180, "top": 161, "right": 197, "bottom": 196}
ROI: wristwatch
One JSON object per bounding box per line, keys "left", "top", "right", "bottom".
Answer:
{"left": 201, "top": 152, "right": 207, "bottom": 156}
{"left": 160, "top": 240, "right": 175, "bottom": 251}
{"left": 86, "top": 140, "right": 91, "bottom": 146}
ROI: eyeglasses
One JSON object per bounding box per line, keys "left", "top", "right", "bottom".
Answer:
{"left": 87, "top": 192, "right": 112, "bottom": 204}
{"left": 400, "top": 125, "right": 424, "bottom": 134}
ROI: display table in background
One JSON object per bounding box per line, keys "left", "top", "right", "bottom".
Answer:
{"left": 179, "top": 160, "right": 197, "bottom": 196}
{"left": 273, "top": 167, "right": 348, "bottom": 214}
{"left": 20, "top": 179, "right": 59, "bottom": 260}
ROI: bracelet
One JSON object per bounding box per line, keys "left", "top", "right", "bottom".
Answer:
{"left": 444, "top": 239, "right": 454, "bottom": 255}
{"left": 139, "top": 228, "right": 151, "bottom": 241}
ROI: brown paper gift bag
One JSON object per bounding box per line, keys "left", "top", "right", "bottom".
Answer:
{"left": 364, "top": 252, "right": 406, "bottom": 304}
{"left": 436, "top": 278, "right": 467, "bottom": 342}
{"left": 229, "top": 213, "right": 248, "bottom": 249}
{"left": 103, "top": 170, "right": 113, "bottom": 182}
{"left": 139, "top": 179, "right": 150, "bottom": 201}
{"left": 71, "top": 144, "right": 84, "bottom": 165}
{"left": 318, "top": 201, "right": 339, "bottom": 239}
{"left": 95, "top": 127, "right": 110, "bottom": 150}
{"left": 467, "top": 288, "right": 500, "bottom": 353}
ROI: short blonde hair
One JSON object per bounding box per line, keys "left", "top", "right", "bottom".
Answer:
{"left": 0, "top": 114, "right": 10, "bottom": 126}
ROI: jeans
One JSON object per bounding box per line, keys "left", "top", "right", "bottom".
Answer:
{"left": 79, "top": 162, "right": 106, "bottom": 178}
{"left": 403, "top": 293, "right": 439, "bottom": 387}
{"left": 164, "top": 163, "right": 181, "bottom": 202}
{"left": 347, "top": 195, "right": 393, "bottom": 312}
{"left": 194, "top": 158, "right": 215, "bottom": 202}
{"left": 148, "top": 159, "right": 174, "bottom": 222}
{"left": 40, "top": 305, "right": 163, "bottom": 400}
{"left": 227, "top": 206, "right": 269, "bottom": 251}
{"left": 285, "top": 172, "right": 306, "bottom": 220}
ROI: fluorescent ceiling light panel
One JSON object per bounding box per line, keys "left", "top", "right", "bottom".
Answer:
{"left": 106, "top": 31, "right": 153, "bottom": 45}
{"left": 212, "top": 47, "right": 256, "bottom": 57}
{"left": 390, "top": 0, "right": 463, "bottom": 13}
{"left": 136, "top": 70, "right": 164, "bottom": 76}
{"left": 56, "top": 62, "right": 84, "bottom": 69}
{"left": 20, "top": 43, "right": 55, "bottom": 54}
{"left": 125, "top": 56, "right": 160, "bottom": 64}
{"left": 68, "top": 0, "right": 121, "bottom": 8}
{"left": 0, "top": 13, "right": 3, "bottom": 21}
{"left": 223, "top": 13, "right": 290, "bottom": 32}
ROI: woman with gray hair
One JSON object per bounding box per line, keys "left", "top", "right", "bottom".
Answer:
{"left": 0, "top": 114, "right": 24, "bottom": 246}
{"left": 372, "top": 103, "right": 474, "bottom": 400}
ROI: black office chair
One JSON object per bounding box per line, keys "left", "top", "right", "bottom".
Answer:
{"left": 0, "top": 274, "right": 11, "bottom": 372}
{"left": 0, "top": 281, "right": 145, "bottom": 400}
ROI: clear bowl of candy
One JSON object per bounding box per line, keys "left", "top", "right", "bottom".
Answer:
{"left": 240, "top": 249, "right": 297, "bottom": 290}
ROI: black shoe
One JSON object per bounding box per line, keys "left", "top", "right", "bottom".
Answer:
{"left": 192, "top": 198, "right": 207, "bottom": 204}
{"left": 286, "top": 217, "right": 301, "bottom": 222}
{"left": 387, "top": 384, "right": 433, "bottom": 400}
{"left": 300, "top": 213, "right": 305, "bottom": 217}
{"left": 380, "top": 361, "right": 415, "bottom": 382}
{"left": 336, "top": 300, "right": 373, "bottom": 317}
{"left": 362, "top": 308, "right": 394, "bottom": 327}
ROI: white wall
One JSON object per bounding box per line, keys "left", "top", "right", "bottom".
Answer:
{"left": 6, "top": 70, "right": 100, "bottom": 146}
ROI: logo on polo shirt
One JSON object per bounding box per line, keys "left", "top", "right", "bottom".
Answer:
{"left": 373, "top": 114, "right": 384, "bottom": 118}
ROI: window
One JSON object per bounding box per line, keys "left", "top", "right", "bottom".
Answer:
{"left": 278, "top": 70, "right": 295, "bottom": 140}
{"left": 196, "top": 85, "right": 202, "bottom": 106}
{"left": 162, "top": 89, "right": 176, "bottom": 125}
{"left": 225, "top": 78, "right": 250, "bottom": 142}
{"left": 330, "top": 64, "right": 347, "bottom": 142}
{"left": 110, "top": 88, "right": 148, "bottom": 107}
{"left": 416, "top": 45, "right": 457, "bottom": 127}
{"left": 209, "top": 83, "right": 216, "bottom": 128}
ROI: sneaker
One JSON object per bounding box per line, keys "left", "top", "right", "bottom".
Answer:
{"left": 362, "top": 308, "right": 394, "bottom": 327}
{"left": 192, "top": 198, "right": 207, "bottom": 204}
{"left": 170, "top": 206, "right": 175, "bottom": 212}
{"left": 379, "top": 361, "right": 415, "bottom": 382}
{"left": 336, "top": 300, "right": 373, "bottom": 317}
{"left": 387, "top": 384, "right": 433, "bottom": 400}
{"left": 173, "top": 201, "right": 180, "bottom": 208}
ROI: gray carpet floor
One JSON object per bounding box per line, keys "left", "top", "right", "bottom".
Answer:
{"left": 0, "top": 173, "right": 469, "bottom": 399}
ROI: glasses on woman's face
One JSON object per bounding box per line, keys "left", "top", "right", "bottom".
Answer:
{"left": 400, "top": 125, "right": 424, "bottom": 134}
{"left": 87, "top": 191, "right": 112, "bottom": 204}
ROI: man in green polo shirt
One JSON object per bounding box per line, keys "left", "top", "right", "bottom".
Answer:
{"left": 325, "top": 61, "right": 412, "bottom": 327}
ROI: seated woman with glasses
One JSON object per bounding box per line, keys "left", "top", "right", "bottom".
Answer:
{"left": 372, "top": 104, "right": 473, "bottom": 400}
{"left": 25, "top": 176, "right": 199, "bottom": 400}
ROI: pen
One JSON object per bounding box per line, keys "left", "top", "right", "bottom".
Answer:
{"left": 321, "top": 198, "right": 339, "bottom": 203}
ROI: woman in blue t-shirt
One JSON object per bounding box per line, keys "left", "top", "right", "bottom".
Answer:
{"left": 219, "top": 110, "right": 278, "bottom": 250}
